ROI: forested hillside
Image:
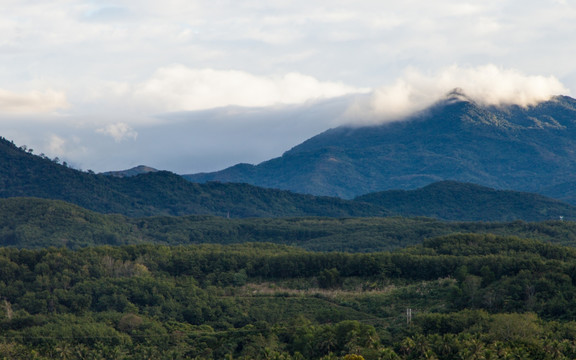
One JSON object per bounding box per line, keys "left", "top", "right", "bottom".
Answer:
{"left": 356, "top": 181, "right": 576, "bottom": 221}
{"left": 3, "top": 197, "right": 576, "bottom": 251}
{"left": 4, "top": 112, "right": 576, "bottom": 359}
{"left": 0, "top": 137, "right": 388, "bottom": 218}
{"left": 186, "top": 94, "right": 576, "bottom": 201}
{"left": 3, "top": 238, "right": 576, "bottom": 359}
{"left": 3, "top": 136, "right": 576, "bottom": 222}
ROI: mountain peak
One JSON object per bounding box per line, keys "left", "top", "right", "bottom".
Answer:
{"left": 186, "top": 94, "right": 576, "bottom": 200}
{"left": 101, "top": 165, "right": 159, "bottom": 178}
{"left": 443, "top": 87, "right": 474, "bottom": 104}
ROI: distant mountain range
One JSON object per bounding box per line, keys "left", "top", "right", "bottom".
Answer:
{"left": 1, "top": 131, "right": 576, "bottom": 221}
{"left": 0, "top": 136, "right": 387, "bottom": 218}
{"left": 2, "top": 89, "right": 576, "bottom": 221}
{"left": 185, "top": 91, "right": 576, "bottom": 203}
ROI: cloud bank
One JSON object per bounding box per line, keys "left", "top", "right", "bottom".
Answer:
{"left": 345, "top": 65, "right": 569, "bottom": 125}
{"left": 131, "top": 65, "right": 369, "bottom": 112}
{"left": 0, "top": 89, "right": 68, "bottom": 114}
{"left": 96, "top": 123, "right": 138, "bottom": 142}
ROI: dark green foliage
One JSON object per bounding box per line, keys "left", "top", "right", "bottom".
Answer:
{"left": 7, "top": 119, "right": 576, "bottom": 358}
{"left": 318, "top": 268, "right": 342, "bottom": 289}
{"left": 4, "top": 196, "right": 576, "bottom": 252}
{"left": 0, "top": 136, "right": 388, "bottom": 218}
{"left": 186, "top": 95, "right": 576, "bottom": 201}
{"left": 0, "top": 197, "right": 137, "bottom": 248}
{"left": 356, "top": 181, "right": 576, "bottom": 221}
{"left": 101, "top": 165, "right": 158, "bottom": 177}
{"left": 3, "top": 239, "right": 576, "bottom": 358}
{"left": 2, "top": 135, "right": 576, "bottom": 221}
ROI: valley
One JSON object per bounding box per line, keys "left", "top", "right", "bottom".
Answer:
{"left": 2, "top": 94, "right": 576, "bottom": 359}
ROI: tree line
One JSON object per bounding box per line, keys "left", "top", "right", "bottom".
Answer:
{"left": 2, "top": 235, "right": 576, "bottom": 358}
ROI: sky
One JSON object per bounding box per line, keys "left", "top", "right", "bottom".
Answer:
{"left": 0, "top": 0, "right": 575, "bottom": 174}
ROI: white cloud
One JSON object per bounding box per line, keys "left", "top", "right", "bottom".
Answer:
{"left": 131, "top": 65, "right": 369, "bottom": 112}
{"left": 48, "top": 135, "right": 66, "bottom": 154}
{"left": 0, "top": 0, "right": 575, "bottom": 175}
{"left": 0, "top": 89, "right": 68, "bottom": 114}
{"left": 81, "top": 6, "right": 130, "bottom": 23}
{"left": 345, "top": 65, "right": 569, "bottom": 124}
{"left": 96, "top": 123, "right": 138, "bottom": 142}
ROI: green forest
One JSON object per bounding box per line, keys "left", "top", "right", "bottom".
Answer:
{"left": 2, "top": 136, "right": 576, "bottom": 222}
{"left": 4, "top": 137, "right": 576, "bottom": 359}
{"left": 3, "top": 197, "right": 576, "bottom": 252}
{"left": 3, "top": 234, "right": 576, "bottom": 359}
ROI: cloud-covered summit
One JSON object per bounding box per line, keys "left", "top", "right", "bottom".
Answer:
{"left": 344, "top": 65, "right": 568, "bottom": 125}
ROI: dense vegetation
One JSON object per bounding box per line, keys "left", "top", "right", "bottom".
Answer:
{"left": 0, "top": 137, "right": 388, "bottom": 218}
{"left": 3, "top": 197, "right": 576, "bottom": 251}
{"left": 356, "top": 181, "right": 576, "bottom": 221}
{"left": 4, "top": 111, "right": 576, "bottom": 360}
{"left": 3, "top": 237, "right": 576, "bottom": 359}
{"left": 2, "top": 136, "right": 576, "bottom": 222}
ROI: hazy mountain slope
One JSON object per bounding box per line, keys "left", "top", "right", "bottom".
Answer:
{"left": 3, "top": 125, "right": 575, "bottom": 220}
{"left": 108, "top": 172, "right": 390, "bottom": 217}
{"left": 186, "top": 93, "right": 576, "bottom": 200}
{"left": 0, "top": 137, "right": 389, "bottom": 217}
{"left": 541, "top": 181, "right": 576, "bottom": 205}
{"left": 101, "top": 165, "right": 158, "bottom": 177}
{"left": 356, "top": 181, "right": 576, "bottom": 221}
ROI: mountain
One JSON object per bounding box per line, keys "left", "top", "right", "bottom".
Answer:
{"left": 0, "top": 137, "right": 388, "bottom": 217}
{"left": 356, "top": 181, "right": 576, "bottom": 222}
{"left": 101, "top": 165, "right": 158, "bottom": 177}
{"left": 185, "top": 92, "right": 576, "bottom": 201}
{"left": 3, "top": 135, "right": 576, "bottom": 220}
{"left": 541, "top": 180, "right": 576, "bottom": 205}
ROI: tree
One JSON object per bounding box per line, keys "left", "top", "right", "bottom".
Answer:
{"left": 318, "top": 268, "right": 342, "bottom": 289}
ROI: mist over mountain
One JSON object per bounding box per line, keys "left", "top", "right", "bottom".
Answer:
{"left": 186, "top": 92, "right": 576, "bottom": 201}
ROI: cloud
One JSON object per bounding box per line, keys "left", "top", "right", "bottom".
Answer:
{"left": 81, "top": 6, "right": 130, "bottom": 23}
{"left": 48, "top": 135, "right": 66, "bottom": 155}
{"left": 132, "top": 65, "right": 369, "bottom": 112}
{"left": 0, "top": 89, "right": 68, "bottom": 114}
{"left": 345, "top": 65, "right": 569, "bottom": 125}
{"left": 96, "top": 123, "right": 138, "bottom": 142}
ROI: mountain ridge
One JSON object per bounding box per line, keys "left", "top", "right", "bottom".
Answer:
{"left": 185, "top": 94, "right": 576, "bottom": 201}
{"left": 2, "top": 91, "right": 576, "bottom": 221}
{"left": 1, "top": 132, "right": 575, "bottom": 222}
{"left": 101, "top": 165, "right": 159, "bottom": 177}
{"left": 0, "top": 136, "right": 389, "bottom": 217}
{"left": 356, "top": 180, "right": 576, "bottom": 221}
